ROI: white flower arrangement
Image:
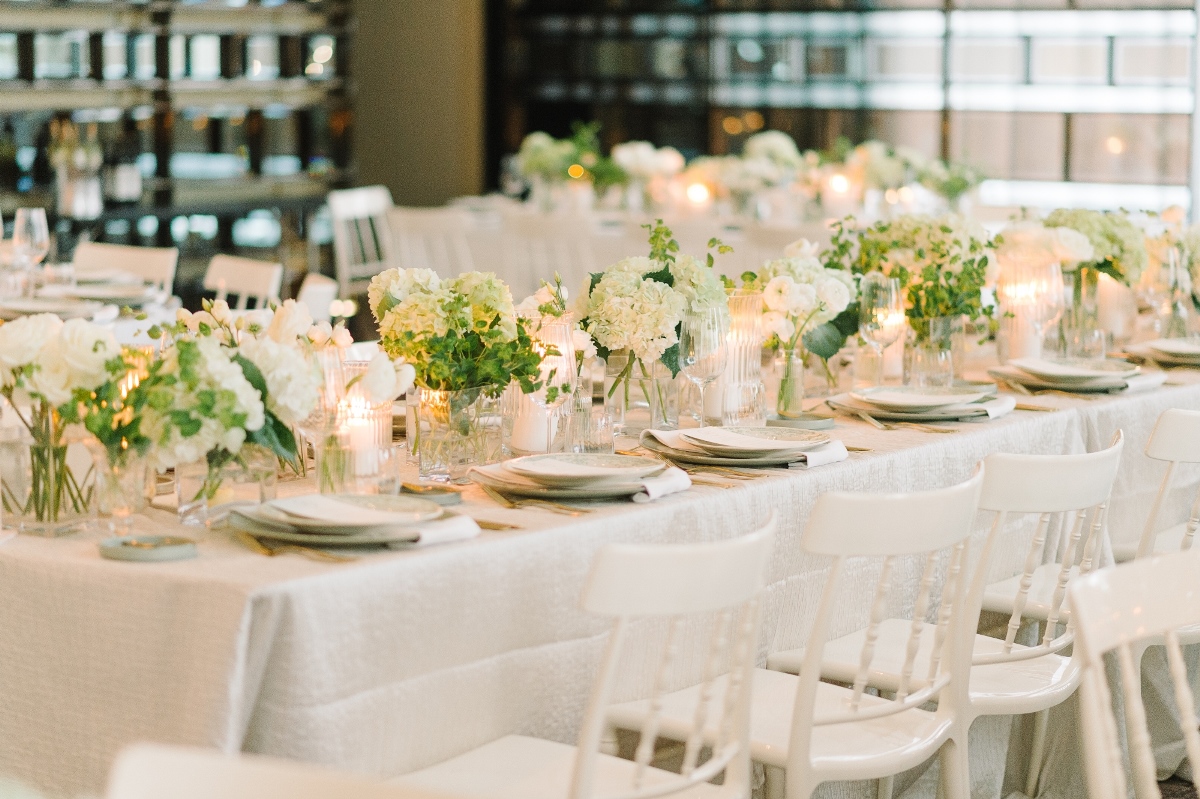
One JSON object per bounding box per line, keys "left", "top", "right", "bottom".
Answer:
{"left": 846, "top": 140, "right": 913, "bottom": 191}
{"left": 995, "top": 220, "right": 1096, "bottom": 271}
{"left": 747, "top": 253, "right": 855, "bottom": 348}
{"left": 515, "top": 131, "right": 575, "bottom": 183}
{"left": 1042, "top": 208, "right": 1149, "bottom": 286}
{"left": 611, "top": 141, "right": 685, "bottom": 181}
{"left": 0, "top": 314, "right": 120, "bottom": 408}
{"left": 743, "top": 130, "right": 806, "bottom": 171}
{"left": 516, "top": 276, "right": 598, "bottom": 363}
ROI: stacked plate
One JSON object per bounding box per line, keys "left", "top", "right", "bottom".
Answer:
{"left": 640, "top": 426, "right": 830, "bottom": 467}
{"left": 470, "top": 453, "right": 667, "bottom": 499}
{"left": 1127, "top": 339, "right": 1200, "bottom": 368}
{"left": 229, "top": 493, "right": 444, "bottom": 547}
{"left": 827, "top": 384, "right": 1002, "bottom": 422}
{"left": 988, "top": 357, "right": 1145, "bottom": 393}
{"left": 41, "top": 282, "right": 161, "bottom": 308}
{"left": 0, "top": 296, "right": 105, "bottom": 321}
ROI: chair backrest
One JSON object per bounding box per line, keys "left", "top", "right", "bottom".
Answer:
{"left": 388, "top": 206, "right": 477, "bottom": 276}
{"left": 203, "top": 254, "right": 283, "bottom": 310}
{"left": 296, "top": 273, "right": 339, "bottom": 323}
{"left": 572, "top": 520, "right": 776, "bottom": 799}
{"left": 787, "top": 470, "right": 984, "bottom": 777}
{"left": 500, "top": 211, "right": 598, "bottom": 299}
{"left": 1071, "top": 549, "right": 1200, "bottom": 799}
{"left": 73, "top": 241, "right": 179, "bottom": 293}
{"left": 328, "top": 185, "right": 394, "bottom": 298}
{"left": 970, "top": 433, "right": 1125, "bottom": 665}
{"left": 107, "top": 744, "right": 445, "bottom": 799}
{"left": 1136, "top": 408, "right": 1200, "bottom": 559}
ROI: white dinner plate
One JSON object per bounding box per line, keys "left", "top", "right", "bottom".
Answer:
{"left": 1008, "top": 357, "right": 1140, "bottom": 382}
{"left": 0, "top": 297, "right": 104, "bottom": 320}
{"left": 41, "top": 284, "right": 159, "bottom": 306}
{"left": 1146, "top": 338, "right": 1200, "bottom": 358}
{"left": 849, "top": 386, "right": 989, "bottom": 412}
{"left": 680, "top": 426, "right": 829, "bottom": 458}
{"left": 1126, "top": 342, "right": 1200, "bottom": 368}
{"left": 638, "top": 436, "right": 805, "bottom": 467}
{"left": 470, "top": 463, "right": 647, "bottom": 499}
{"left": 826, "top": 393, "right": 1000, "bottom": 422}
{"left": 230, "top": 510, "right": 427, "bottom": 546}
{"left": 255, "top": 493, "right": 443, "bottom": 533}
{"left": 987, "top": 365, "right": 1127, "bottom": 393}
{"left": 73, "top": 268, "right": 141, "bottom": 285}
{"left": 506, "top": 453, "right": 665, "bottom": 487}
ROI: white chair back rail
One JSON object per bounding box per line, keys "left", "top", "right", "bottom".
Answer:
{"left": 72, "top": 241, "right": 179, "bottom": 293}
{"left": 971, "top": 433, "right": 1124, "bottom": 665}
{"left": 203, "top": 254, "right": 284, "bottom": 310}
{"left": 1135, "top": 408, "right": 1200, "bottom": 559}
{"left": 1071, "top": 550, "right": 1200, "bottom": 799}
{"left": 573, "top": 520, "right": 776, "bottom": 799}
{"left": 788, "top": 470, "right": 984, "bottom": 778}
{"left": 387, "top": 206, "right": 478, "bottom": 276}
{"left": 328, "top": 185, "right": 395, "bottom": 298}
{"left": 107, "top": 744, "right": 443, "bottom": 799}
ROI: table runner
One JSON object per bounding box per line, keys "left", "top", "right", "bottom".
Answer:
{"left": 1, "top": 379, "right": 1198, "bottom": 799}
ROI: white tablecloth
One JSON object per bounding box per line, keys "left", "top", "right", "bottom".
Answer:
{"left": 2, "top": 376, "right": 1199, "bottom": 799}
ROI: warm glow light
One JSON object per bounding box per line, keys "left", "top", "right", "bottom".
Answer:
{"left": 1105, "top": 136, "right": 1126, "bottom": 155}
{"left": 884, "top": 189, "right": 899, "bottom": 204}
{"left": 686, "top": 182, "right": 711, "bottom": 204}
{"left": 722, "top": 116, "right": 744, "bottom": 136}
{"left": 313, "top": 45, "right": 334, "bottom": 64}
{"left": 305, "top": 62, "right": 324, "bottom": 76}
{"left": 898, "top": 186, "right": 914, "bottom": 203}
{"left": 828, "top": 173, "right": 850, "bottom": 194}
{"left": 567, "top": 163, "right": 585, "bottom": 179}
{"left": 743, "top": 111, "right": 764, "bottom": 132}
{"left": 251, "top": 59, "right": 262, "bottom": 76}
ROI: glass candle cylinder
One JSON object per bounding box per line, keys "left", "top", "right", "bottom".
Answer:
{"left": 721, "top": 290, "right": 766, "bottom": 427}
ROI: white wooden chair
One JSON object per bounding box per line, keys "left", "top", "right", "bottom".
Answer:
{"left": 328, "top": 185, "right": 395, "bottom": 298}
{"left": 72, "top": 241, "right": 179, "bottom": 293}
{"left": 1071, "top": 548, "right": 1200, "bottom": 799}
{"left": 393, "top": 522, "right": 776, "bottom": 799}
{"left": 388, "top": 206, "right": 477, "bottom": 276}
{"left": 500, "top": 211, "right": 598, "bottom": 299}
{"left": 769, "top": 436, "right": 1124, "bottom": 797}
{"left": 203, "top": 254, "right": 283, "bottom": 310}
{"left": 609, "top": 472, "right": 985, "bottom": 799}
{"left": 107, "top": 743, "right": 444, "bottom": 799}
{"left": 1115, "top": 408, "right": 1200, "bottom": 562}
{"left": 296, "top": 273, "right": 340, "bottom": 323}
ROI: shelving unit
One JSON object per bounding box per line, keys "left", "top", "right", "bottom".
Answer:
{"left": 0, "top": 0, "right": 351, "bottom": 296}
{"left": 490, "top": 0, "right": 1197, "bottom": 214}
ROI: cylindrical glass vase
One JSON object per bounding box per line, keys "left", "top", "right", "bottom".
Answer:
{"left": 0, "top": 403, "right": 95, "bottom": 537}
{"left": 722, "top": 290, "right": 766, "bottom": 427}
{"left": 603, "top": 351, "right": 678, "bottom": 436}
{"left": 415, "top": 386, "right": 497, "bottom": 483}
{"left": 175, "top": 445, "right": 278, "bottom": 527}
{"left": 903, "top": 316, "right": 958, "bottom": 388}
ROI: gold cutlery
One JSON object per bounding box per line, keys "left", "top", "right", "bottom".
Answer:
{"left": 1014, "top": 403, "right": 1057, "bottom": 412}
{"left": 479, "top": 484, "right": 592, "bottom": 516}
{"left": 856, "top": 411, "right": 958, "bottom": 434}
{"left": 234, "top": 531, "right": 356, "bottom": 563}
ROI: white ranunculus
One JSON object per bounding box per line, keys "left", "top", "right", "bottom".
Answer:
{"left": 0, "top": 313, "right": 63, "bottom": 374}
{"left": 790, "top": 282, "right": 819, "bottom": 317}
{"left": 57, "top": 318, "right": 119, "bottom": 390}
{"left": 307, "top": 321, "right": 333, "bottom": 347}
{"left": 572, "top": 327, "right": 597, "bottom": 360}
{"left": 266, "top": 299, "right": 314, "bottom": 343}
{"left": 763, "top": 276, "right": 797, "bottom": 313}
{"left": 26, "top": 340, "right": 75, "bottom": 406}
{"left": 361, "top": 352, "right": 415, "bottom": 404}
{"left": 1049, "top": 226, "right": 1095, "bottom": 266}
{"left": 783, "top": 238, "right": 821, "bottom": 260}
{"left": 761, "top": 311, "right": 795, "bottom": 343}
{"left": 331, "top": 325, "right": 353, "bottom": 348}
{"left": 815, "top": 275, "right": 851, "bottom": 317}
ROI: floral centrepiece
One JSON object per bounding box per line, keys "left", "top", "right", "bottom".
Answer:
{"left": 0, "top": 314, "right": 122, "bottom": 534}
{"left": 1042, "top": 208, "right": 1148, "bottom": 286}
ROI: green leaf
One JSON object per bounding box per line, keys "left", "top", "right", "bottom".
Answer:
{"left": 802, "top": 322, "right": 848, "bottom": 361}
{"left": 660, "top": 342, "right": 681, "bottom": 377}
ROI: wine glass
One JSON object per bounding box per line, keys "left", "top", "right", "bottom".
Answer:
{"left": 12, "top": 208, "right": 50, "bottom": 277}
{"left": 529, "top": 319, "right": 577, "bottom": 453}
{"left": 679, "top": 306, "right": 729, "bottom": 427}
{"left": 858, "top": 272, "right": 905, "bottom": 386}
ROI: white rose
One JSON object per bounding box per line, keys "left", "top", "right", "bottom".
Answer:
{"left": 761, "top": 311, "right": 795, "bottom": 343}
{"left": 26, "top": 339, "right": 75, "bottom": 406}
{"left": 209, "top": 299, "right": 232, "bottom": 325}
{"left": 783, "top": 238, "right": 821, "bottom": 260}
{"left": 789, "top": 282, "right": 819, "bottom": 317}
{"left": 572, "top": 327, "right": 597, "bottom": 360}
{"left": 307, "top": 321, "right": 333, "bottom": 347}
{"left": 1049, "top": 227, "right": 1095, "bottom": 266}
{"left": 266, "top": 299, "right": 314, "bottom": 343}
{"left": 331, "top": 325, "right": 353, "bottom": 348}
{"left": 361, "top": 353, "right": 402, "bottom": 404}
{"left": 763, "top": 276, "right": 797, "bottom": 313}
{"left": 57, "top": 318, "right": 120, "bottom": 390}
{"left": 393, "top": 361, "right": 416, "bottom": 398}
{"left": 816, "top": 277, "right": 851, "bottom": 316}
{"left": 0, "top": 313, "right": 63, "bottom": 373}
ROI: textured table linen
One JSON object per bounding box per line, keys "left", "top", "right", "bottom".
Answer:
{"left": 2, "top": 378, "right": 1199, "bottom": 799}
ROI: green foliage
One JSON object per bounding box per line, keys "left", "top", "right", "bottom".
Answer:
{"left": 381, "top": 315, "right": 544, "bottom": 395}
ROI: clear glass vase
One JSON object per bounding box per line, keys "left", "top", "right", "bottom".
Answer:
{"left": 603, "top": 351, "right": 678, "bottom": 436}
{"left": 0, "top": 402, "right": 95, "bottom": 536}
{"left": 175, "top": 445, "right": 278, "bottom": 526}
{"left": 775, "top": 348, "right": 806, "bottom": 418}
{"left": 88, "top": 445, "right": 151, "bottom": 536}
{"left": 1056, "top": 266, "right": 1106, "bottom": 358}
{"left": 904, "top": 316, "right": 958, "bottom": 388}
{"left": 414, "top": 386, "right": 499, "bottom": 483}
{"left": 722, "top": 290, "right": 766, "bottom": 427}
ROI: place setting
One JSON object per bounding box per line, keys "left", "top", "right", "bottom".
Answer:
{"left": 988, "top": 356, "right": 1167, "bottom": 396}
{"left": 1122, "top": 338, "right": 1200, "bottom": 370}
{"left": 825, "top": 383, "right": 1016, "bottom": 431}
{"left": 469, "top": 452, "right": 692, "bottom": 510}
{"left": 638, "top": 425, "right": 849, "bottom": 471}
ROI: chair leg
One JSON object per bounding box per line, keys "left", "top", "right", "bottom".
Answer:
{"left": 938, "top": 736, "right": 971, "bottom": 799}
{"left": 877, "top": 774, "right": 895, "bottom": 799}
{"left": 1024, "top": 708, "right": 1051, "bottom": 797}
{"left": 763, "top": 764, "right": 786, "bottom": 799}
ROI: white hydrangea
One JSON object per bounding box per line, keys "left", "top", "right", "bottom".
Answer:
{"left": 368, "top": 267, "right": 442, "bottom": 320}
{"left": 238, "top": 336, "right": 321, "bottom": 427}
{"left": 743, "top": 130, "right": 805, "bottom": 170}
{"left": 452, "top": 271, "right": 518, "bottom": 340}
{"left": 585, "top": 266, "right": 688, "bottom": 365}
{"left": 669, "top": 254, "right": 727, "bottom": 311}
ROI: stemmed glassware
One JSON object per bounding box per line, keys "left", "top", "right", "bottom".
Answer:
{"left": 13, "top": 208, "right": 50, "bottom": 289}
{"left": 529, "top": 319, "right": 577, "bottom": 453}
{"left": 997, "top": 258, "right": 1065, "bottom": 360}
{"left": 679, "top": 305, "right": 729, "bottom": 427}
{"left": 858, "top": 272, "right": 905, "bottom": 386}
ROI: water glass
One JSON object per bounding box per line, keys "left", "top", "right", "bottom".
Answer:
{"left": 569, "top": 407, "right": 614, "bottom": 454}
{"left": 12, "top": 208, "right": 50, "bottom": 272}
{"left": 858, "top": 272, "right": 905, "bottom": 386}
{"left": 528, "top": 320, "right": 577, "bottom": 453}
{"left": 679, "top": 306, "right": 729, "bottom": 427}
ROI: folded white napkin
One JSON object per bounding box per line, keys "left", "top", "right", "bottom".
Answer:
{"left": 680, "top": 426, "right": 822, "bottom": 452}
{"left": 633, "top": 466, "right": 692, "bottom": 503}
{"left": 386, "top": 514, "right": 480, "bottom": 549}
{"left": 787, "top": 440, "right": 850, "bottom": 470}
{"left": 1123, "top": 372, "right": 1168, "bottom": 393}
{"left": 640, "top": 429, "right": 706, "bottom": 452}
{"left": 969, "top": 395, "right": 1017, "bottom": 419}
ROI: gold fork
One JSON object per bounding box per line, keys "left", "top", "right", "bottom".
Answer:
{"left": 234, "top": 531, "right": 356, "bottom": 563}
{"left": 479, "top": 484, "right": 591, "bottom": 516}
{"left": 856, "top": 411, "right": 959, "bottom": 434}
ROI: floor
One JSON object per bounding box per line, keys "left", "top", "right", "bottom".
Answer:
{"left": 1162, "top": 778, "right": 1198, "bottom": 798}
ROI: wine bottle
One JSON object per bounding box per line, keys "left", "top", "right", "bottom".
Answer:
{"left": 104, "top": 114, "right": 143, "bottom": 206}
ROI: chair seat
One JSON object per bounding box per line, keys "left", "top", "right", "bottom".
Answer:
{"left": 981, "top": 563, "right": 1077, "bottom": 622}
{"left": 1113, "top": 522, "right": 1195, "bottom": 563}
{"left": 391, "top": 735, "right": 723, "bottom": 799}
{"left": 606, "top": 669, "right": 950, "bottom": 783}
{"left": 767, "top": 619, "right": 1079, "bottom": 718}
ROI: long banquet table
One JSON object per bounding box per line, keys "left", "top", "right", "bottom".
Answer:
{"left": 3, "top": 372, "right": 1200, "bottom": 799}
